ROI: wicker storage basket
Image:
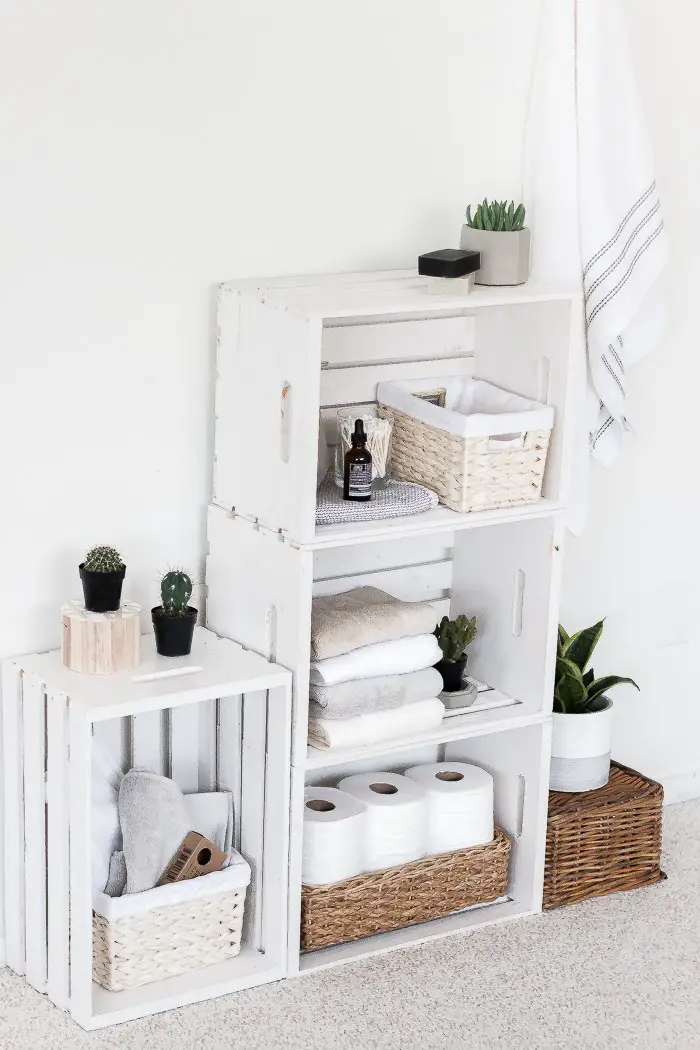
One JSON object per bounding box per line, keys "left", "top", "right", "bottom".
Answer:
{"left": 301, "top": 826, "right": 511, "bottom": 952}
{"left": 93, "top": 859, "right": 250, "bottom": 991}
{"left": 377, "top": 377, "right": 554, "bottom": 514}
{"left": 544, "top": 762, "right": 665, "bottom": 910}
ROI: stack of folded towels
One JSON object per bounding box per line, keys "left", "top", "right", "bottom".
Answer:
{"left": 308, "top": 587, "right": 444, "bottom": 750}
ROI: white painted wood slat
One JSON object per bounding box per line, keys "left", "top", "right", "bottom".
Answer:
{"left": 320, "top": 355, "right": 472, "bottom": 407}
{"left": 46, "top": 691, "right": 70, "bottom": 1010}
{"left": 321, "top": 315, "right": 475, "bottom": 366}
{"left": 22, "top": 673, "right": 47, "bottom": 992}
{"left": 2, "top": 661, "right": 26, "bottom": 975}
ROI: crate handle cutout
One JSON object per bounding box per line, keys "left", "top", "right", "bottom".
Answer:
{"left": 515, "top": 774, "right": 526, "bottom": 839}
{"left": 537, "top": 356, "right": 551, "bottom": 404}
{"left": 511, "top": 569, "right": 525, "bottom": 638}
{"left": 280, "top": 381, "right": 292, "bottom": 463}
{"left": 265, "top": 605, "right": 278, "bottom": 663}
{"left": 132, "top": 666, "right": 204, "bottom": 683}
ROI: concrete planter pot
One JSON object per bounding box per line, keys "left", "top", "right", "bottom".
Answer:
{"left": 550, "top": 697, "right": 613, "bottom": 793}
{"left": 459, "top": 226, "right": 531, "bottom": 286}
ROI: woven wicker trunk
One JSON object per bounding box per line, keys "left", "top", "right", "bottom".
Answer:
{"left": 301, "top": 827, "right": 511, "bottom": 952}
{"left": 378, "top": 405, "right": 551, "bottom": 513}
{"left": 93, "top": 887, "right": 247, "bottom": 991}
{"left": 543, "top": 762, "right": 664, "bottom": 910}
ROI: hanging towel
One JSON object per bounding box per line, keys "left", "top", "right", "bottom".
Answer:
{"left": 308, "top": 698, "right": 444, "bottom": 751}
{"left": 309, "top": 666, "right": 444, "bottom": 720}
{"left": 311, "top": 587, "right": 438, "bottom": 661}
{"left": 310, "top": 634, "right": 442, "bottom": 688}
{"left": 524, "top": 0, "right": 668, "bottom": 527}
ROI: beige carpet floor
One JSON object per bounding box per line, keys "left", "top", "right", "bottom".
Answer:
{"left": 1, "top": 800, "right": 698, "bottom": 1050}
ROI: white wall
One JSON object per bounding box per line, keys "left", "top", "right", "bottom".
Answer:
{"left": 0, "top": 0, "right": 695, "bottom": 955}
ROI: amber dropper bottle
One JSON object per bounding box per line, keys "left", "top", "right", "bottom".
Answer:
{"left": 343, "top": 419, "right": 373, "bottom": 502}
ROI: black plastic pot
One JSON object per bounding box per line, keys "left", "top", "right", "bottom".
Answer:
{"left": 79, "top": 563, "right": 126, "bottom": 613}
{"left": 152, "top": 606, "right": 197, "bottom": 657}
{"left": 435, "top": 655, "right": 467, "bottom": 693}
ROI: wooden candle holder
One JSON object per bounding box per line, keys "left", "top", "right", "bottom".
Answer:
{"left": 61, "top": 600, "right": 141, "bottom": 674}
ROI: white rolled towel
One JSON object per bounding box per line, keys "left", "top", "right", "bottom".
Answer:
{"left": 308, "top": 698, "right": 444, "bottom": 751}
{"left": 310, "top": 634, "right": 442, "bottom": 688}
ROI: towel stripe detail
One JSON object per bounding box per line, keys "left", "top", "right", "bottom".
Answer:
{"left": 584, "top": 199, "right": 661, "bottom": 303}
{"left": 587, "top": 221, "right": 665, "bottom": 326}
{"left": 583, "top": 180, "right": 657, "bottom": 279}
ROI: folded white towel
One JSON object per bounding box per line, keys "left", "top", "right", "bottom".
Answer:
{"left": 309, "top": 666, "right": 444, "bottom": 720}
{"left": 309, "top": 634, "right": 442, "bottom": 688}
{"left": 308, "top": 698, "right": 444, "bottom": 751}
{"left": 311, "top": 587, "right": 438, "bottom": 661}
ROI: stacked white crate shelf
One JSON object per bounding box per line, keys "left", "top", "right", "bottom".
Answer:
{"left": 206, "top": 270, "right": 578, "bottom": 975}
{"left": 2, "top": 628, "right": 292, "bottom": 1029}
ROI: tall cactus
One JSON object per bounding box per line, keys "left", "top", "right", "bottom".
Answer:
{"left": 83, "top": 545, "right": 124, "bottom": 573}
{"left": 434, "top": 614, "right": 478, "bottom": 663}
{"left": 161, "top": 570, "right": 193, "bottom": 617}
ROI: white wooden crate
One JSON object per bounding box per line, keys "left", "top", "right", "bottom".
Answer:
{"left": 214, "top": 270, "right": 578, "bottom": 548}
{"left": 2, "top": 628, "right": 292, "bottom": 1030}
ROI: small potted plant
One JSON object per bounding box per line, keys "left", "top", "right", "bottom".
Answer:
{"left": 79, "top": 545, "right": 126, "bottom": 613}
{"left": 460, "top": 199, "right": 530, "bottom": 286}
{"left": 552, "top": 620, "right": 639, "bottom": 792}
{"left": 433, "top": 614, "right": 478, "bottom": 692}
{"left": 152, "top": 570, "right": 197, "bottom": 657}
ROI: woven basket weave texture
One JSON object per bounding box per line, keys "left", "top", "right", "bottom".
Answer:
{"left": 301, "top": 827, "right": 511, "bottom": 952}
{"left": 544, "top": 762, "right": 664, "bottom": 910}
{"left": 379, "top": 405, "right": 551, "bottom": 513}
{"left": 93, "top": 887, "right": 246, "bottom": 991}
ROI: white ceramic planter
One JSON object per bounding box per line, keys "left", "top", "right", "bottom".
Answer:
{"left": 550, "top": 698, "right": 613, "bottom": 793}
{"left": 459, "top": 226, "right": 531, "bottom": 286}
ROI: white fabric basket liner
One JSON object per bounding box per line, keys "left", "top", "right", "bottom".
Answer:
{"left": 377, "top": 377, "right": 554, "bottom": 439}
{"left": 93, "top": 849, "right": 251, "bottom": 921}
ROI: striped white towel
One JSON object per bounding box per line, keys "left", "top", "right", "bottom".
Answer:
{"left": 525, "top": 0, "right": 668, "bottom": 523}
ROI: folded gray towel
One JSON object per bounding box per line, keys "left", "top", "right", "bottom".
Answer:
{"left": 119, "top": 769, "right": 191, "bottom": 894}
{"left": 311, "top": 587, "right": 438, "bottom": 661}
{"left": 309, "top": 666, "right": 444, "bottom": 720}
{"left": 104, "top": 851, "right": 127, "bottom": 897}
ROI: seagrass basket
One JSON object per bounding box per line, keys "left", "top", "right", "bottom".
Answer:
{"left": 300, "top": 827, "right": 511, "bottom": 952}
{"left": 377, "top": 377, "right": 554, "bottom": 514}
{"left": 93, "top": 869, "right": 249, "bottom": 990}
{"left": 544, "top": 762, "right": 665, "bottom": 910}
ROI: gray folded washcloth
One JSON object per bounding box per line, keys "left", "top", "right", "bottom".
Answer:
{"left": 310, "top": 587, "right": 438, "bottom": 661}
{"left": 104, "top": 850, "right": 127, "bottom": 897}
{"left": 119, "top": 769, "right": 191, "bottom": 894}
{"left": 309, "top": 666, "right": 444, "bottom": 720}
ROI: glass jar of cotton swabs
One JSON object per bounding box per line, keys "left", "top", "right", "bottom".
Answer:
{"left": 333, "top": 407, "right": 393, "bottom": 492}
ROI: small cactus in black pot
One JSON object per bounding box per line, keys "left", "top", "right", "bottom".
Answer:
{"left": 79, "top": 545, "right": 126, "bottom": 612}
{"left": 152, "top": 569, "right": 197, "bottom": 657}
{"left": 434, "top": 614, "right": 478, "bottom": 692}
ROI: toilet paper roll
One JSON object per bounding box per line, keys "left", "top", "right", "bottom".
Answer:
{"left": 302, "top": 787, "right": 367, "bottom": 886}
{"left": 404, "top": 762, "right": 494, "bottom": 855}
{"left": 338, "top": 771, "right": 427, "bottom": 872}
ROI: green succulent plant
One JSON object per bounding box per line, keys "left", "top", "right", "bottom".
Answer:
{"left": 434, "top": 614, "right": 478, "bottom": 663}
{"left": 555, "top": 620, "right": 639, "bottom": 714}
{"left": 466, "top": 199, "right": 526, "bottom": 232}
{"left": 160, "top": 570, "right": 193, "bottom": 617}
{"left": 83, "top": 545, "right": 124, "bottom": 573}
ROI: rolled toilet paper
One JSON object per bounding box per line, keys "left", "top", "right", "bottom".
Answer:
{"left": 338, "top": 771, "right": 427, "bottom": 872}
{"left": 404, "top": 762, "right": 494, "bottom": 855}
{"left": 302, "top": 787, "right": 367, "bottom": 886}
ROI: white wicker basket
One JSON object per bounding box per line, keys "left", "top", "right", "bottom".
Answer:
{"left": 377, "top": 377, "right": 554, "bottom": 514}
{"left": 93, "top": 856, "right": 250, "bottom": 991}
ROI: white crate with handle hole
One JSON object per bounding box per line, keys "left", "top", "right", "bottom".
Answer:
{"left": 2, "top": 627, "right": 292, "bottom": 1031}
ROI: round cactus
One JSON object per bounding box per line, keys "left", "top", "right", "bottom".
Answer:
{"left": 83, "top": 545, "right": 124, "bottom": 573}
{"left": 161, "top": 570, "right": 193, "bottom": 617}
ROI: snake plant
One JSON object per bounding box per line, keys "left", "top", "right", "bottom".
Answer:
{"left": 555, "top": 621, "right": 639, "bottom": 714}
{"left": 465, "top": 199, "right": 526, "bottom": 232}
